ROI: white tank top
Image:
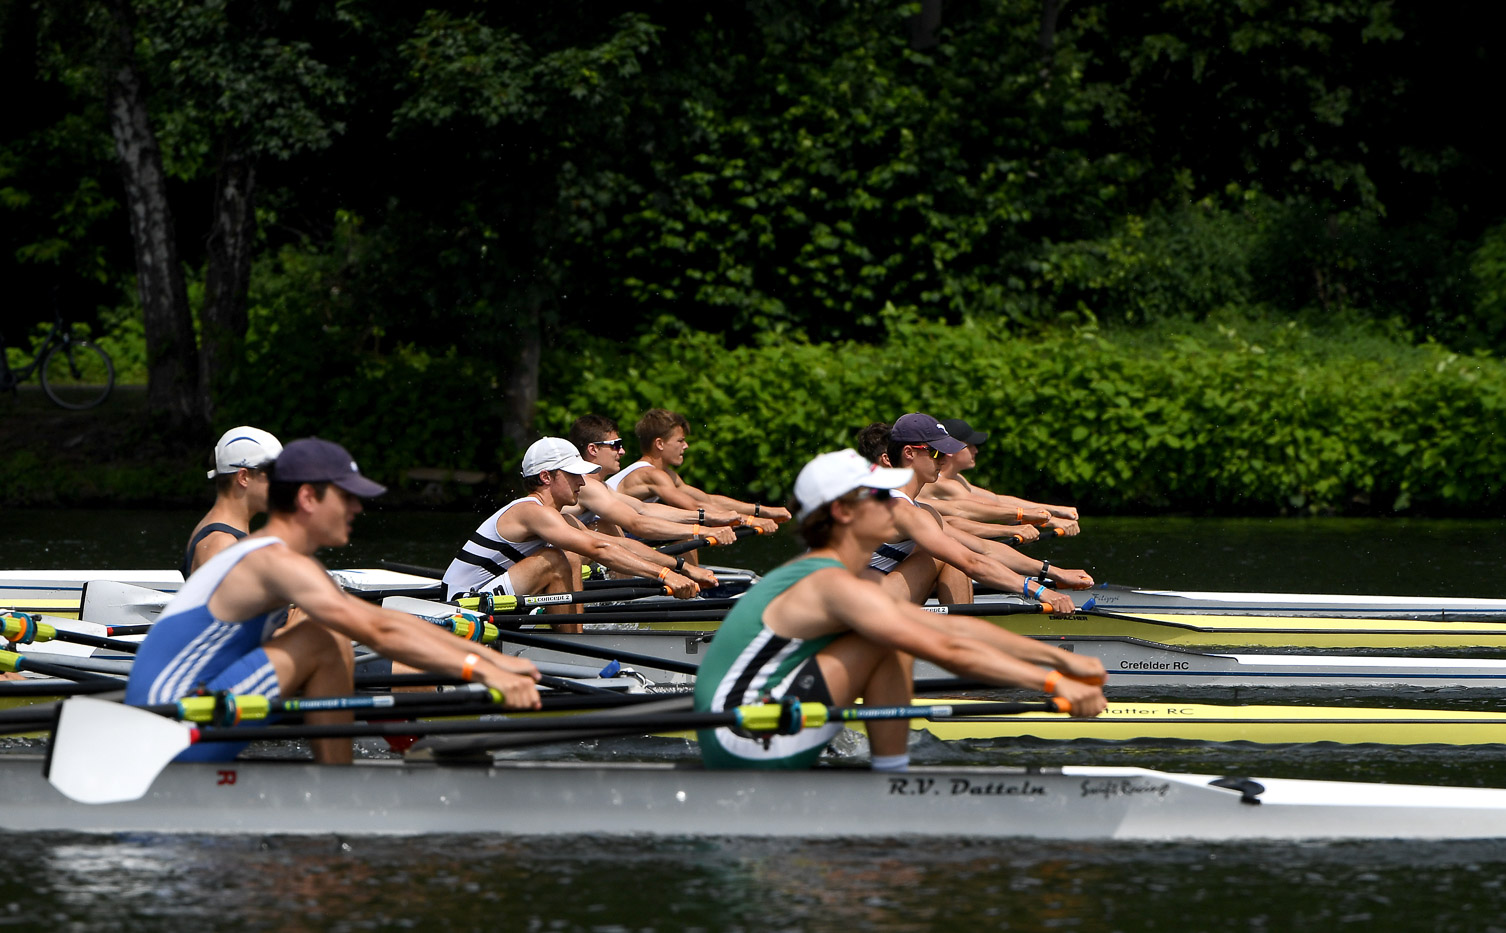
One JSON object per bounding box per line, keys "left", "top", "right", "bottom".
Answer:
{"left": 442, "top": 497, "right": 550, "bottom": 598}
{"left": 605, "top": 460, "right": 660, "bottom": 503}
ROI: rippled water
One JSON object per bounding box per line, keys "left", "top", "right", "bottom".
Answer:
{"left": 7, "top": 511, "right": 1506, "bottom": 930}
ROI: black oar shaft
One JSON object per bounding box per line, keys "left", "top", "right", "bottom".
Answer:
{"left": 582, "top": 598, "right": 738, "bottom": 615}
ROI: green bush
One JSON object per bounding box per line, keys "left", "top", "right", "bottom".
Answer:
{"left": 537, "top": 313, "right": 1506, "bottom": 515}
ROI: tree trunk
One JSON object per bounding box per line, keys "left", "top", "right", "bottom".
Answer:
{"left": 104, "top": 0, "right": 202, "bottom": 437}
{"left": 910, "top": 0, "right": 942, "bottom": 50}
{"left": 200, "top": 146, "right": 258, "bottom": 422}
{"left": 1039, "top": 0, "right": 1064, "bottom": 83}
{"left": 498, "top": 293, "right": 542, "bottom": 452}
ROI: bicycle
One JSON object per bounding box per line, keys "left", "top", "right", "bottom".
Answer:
{"left": 0, "top": 310, "right": 115, "bottom": 410}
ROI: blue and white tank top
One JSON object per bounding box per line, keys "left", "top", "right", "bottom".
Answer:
{"left": 126, "top": 537, "right": 290, "bottom": 705}
{"left": 442, "top": 497, "right": 550, "bottom": 598}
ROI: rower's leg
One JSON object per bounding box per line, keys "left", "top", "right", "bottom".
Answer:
{"left": 262, "top": 620, "right": 358, "bottom": 765}
{"left": 815, "top": 634, "right": 913, "bottom": 762}
{"left": 861, "top": 552, "right": 940, "bottom": 606}
{"left": 506, "top": 547, "right": 583, "bottom": 634}
{"left": 936, "top": 561, "right": 973, "bottom": 604}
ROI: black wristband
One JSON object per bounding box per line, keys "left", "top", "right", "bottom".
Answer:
{"left": 698, "top": 508, "right": 705, "bottom": 522}
{"left": 754, "top": 504, "right": 761, "bottom": 517}
{"left": 675, "top": 556, "right": 686, "bottom": 572}
{"left": 1041, "top": 559, "right": 1051, "bottom": 577}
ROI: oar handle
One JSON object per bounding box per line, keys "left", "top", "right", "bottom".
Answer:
{"left": 1008, "top": 526, "right": 1068, "bottom": 545}
{"left": 924, "top": 597, "right": 1095, "bottom": 617}
{"left": 656, "top": 524, "right": 760, "bottom": 557}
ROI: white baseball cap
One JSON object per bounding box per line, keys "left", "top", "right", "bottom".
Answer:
{"left": 208, "top": 426, "right": 283, "bottom": 479}
{"left": 521, "top": 437, "right": 601, "bottom": 477}
{"left": 793, "top": 449, "right": 912, "bottom": 521}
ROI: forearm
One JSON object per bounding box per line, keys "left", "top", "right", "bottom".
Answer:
{"left": 618, "top": 512, "right": 703, "bottom": 541}
{"left": 920, "top": 635, "right": 1056, "bottom": 692}
{"left": 589, "top": 539, "right": 675, "bottom": 579}
{"left": 943, "top": 515, "right": 1025, "bottom": 540}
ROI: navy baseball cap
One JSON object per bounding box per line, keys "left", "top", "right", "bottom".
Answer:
{"left": 940, "top": 418, "right": 988, "bottom": 447}
{"left": 271, "top": 437, "right": 387, "bottom": 497}
{"left": 890, "top": 413, "right": 966, "bottom": 454}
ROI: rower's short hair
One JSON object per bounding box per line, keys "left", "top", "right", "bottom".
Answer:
{"left": 266, "top": 479, "right": 330, "bottom": 514}
{"left": 855, "top": 422, "right": 892, "bottom": 465}
{"left": 568, "top": 414, "right": 619, "bottom": 455}
{"left": 796, "top": 488, "right": 867, "bottom": 549}
{"left": 214, "top": 466, "right": 266, "bottom": 497}
{"left": 635, "top": 408, "right": 690, "bottom": 450}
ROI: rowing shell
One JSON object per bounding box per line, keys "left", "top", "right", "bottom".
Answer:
{"left": 0, "top": 571, "right": 183, "bottom": 617}
{"left": 890, "top": 700, "right": 1506, "bottom": 746}
{"left": 1, "top": 754, "right": 1505, "bottom": 840}
{"left": 1060, "top": 585, "right": 1506, "bottom": 618}
{"left": 484, "top": 628, "right": 1506, "bottom": 694}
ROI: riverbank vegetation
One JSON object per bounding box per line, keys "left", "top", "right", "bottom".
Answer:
{"left": 3, "top": 1, "right": 1501, "bottom": 513}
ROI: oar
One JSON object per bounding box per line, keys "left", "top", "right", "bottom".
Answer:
{"left": 1, "top": 648, "right": 124, "bottom": 682}
{"left": 1, "top": 649, "right": 133, "bottom": 677}
{"left": 656, "top": 524, "right": 761, "bottom": 557}
{"left": 2, "top": 611, "right": 141, "bottom": 654}
{"left": 453, "top": 586, "right": 669, "bottom": 614}
{"left": 45, "top": 694, "right": 1069, "bottom": 803}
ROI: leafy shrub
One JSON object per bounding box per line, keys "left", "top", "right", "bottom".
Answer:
{"left": 538, "top": 313, "right": 1506, "bottom": 515}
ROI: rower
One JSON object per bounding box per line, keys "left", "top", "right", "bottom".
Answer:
{"left": 440, "top": 436, "right": 711, "bottom": 631}
{"left": 608, "top": 408, "right": 788, "bottom": 534}
{"left": 126, "top": 437, "right": 542, "bottom": 765}
{"left": 694, "top": 448, "right": 1107, "bottom": 771}
{"left": 565, "top": 414, "right": 740, "bottom": 545}
{"left": 859, "top": 415, "right": 1091, "bottom": 607}
{"left": 918, "top": 417, "right": 1081, "bottom": 541}
{"left": 182, "top": 426, "right": 282, "bottom": 577}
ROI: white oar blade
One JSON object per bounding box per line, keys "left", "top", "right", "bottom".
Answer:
{"left": 47, "top": 697, "right": 192, "bottom": 804}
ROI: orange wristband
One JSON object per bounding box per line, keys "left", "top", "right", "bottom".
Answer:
{"left": 461, "top": 652, "right": 481, "bottom": 682}
{"left": 1042, "top": 670, "right": 1063, "bottom": 695}
{"left": 1017, "top": 508, "right": 1023, "bottom": 523}
{"left": 658, "top": 566, "right": 673, "bottom": 581}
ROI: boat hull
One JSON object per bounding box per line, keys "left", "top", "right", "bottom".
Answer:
{"left": 4, "top": 754, "right": 1506, "bottom": 840}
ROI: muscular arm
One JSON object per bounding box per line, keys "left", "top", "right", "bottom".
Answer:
{"left": 630, "top": 468, "right": 784, "bottom": 531}
{"left": 897, "top": 505, "right": 1077, "bottom": 612}
{"left": 939, "top": 513, "right": 1040, "bottom": 543}
{"left": 516, "top": 505, "right": 701, "bottom": 598}
{"left": 234, "top": 547, "right": 542, "bottom": 707}
{"left": 803, "top": 573, "right": 1104, "bottom": 715}
{"left": 578, "top": 483, "right": 732, "bottom": 543}
{"left": 949, "top": 531, "right": 1095, "bottom": 590}
{"left": 191, "top": 530, "right": 243, "bottom": 574}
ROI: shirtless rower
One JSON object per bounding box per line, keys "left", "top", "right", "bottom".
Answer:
{"left": 565, "top": 414, "right": 740, "bottom": 545}
{"left": 919, "top": 417, "right": 1081, "bottom": 540}
{"left": 440, "top": 437, "right": 709, "bottom": 632}
{"left": 608, "top": 409, "right": 787, "bottom": 534}
{"left": 127, "top": 437, "right": 542, "bottom": 765}
{"left": 182, "top": 426, "right": 282, "bottom": 577}
{"left": 694, "top": 448, "right": 1107, "bottom": 771}
{"left": 859, "top": 414, "right": 1090, "bottom": 609}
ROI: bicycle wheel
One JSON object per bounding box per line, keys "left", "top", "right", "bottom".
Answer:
{"left": 40, "top": 340, "right": 115, "bottom": 410}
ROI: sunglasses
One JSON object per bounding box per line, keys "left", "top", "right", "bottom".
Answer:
{"left": 850, "top": 487, "right": 894, "bottom": 503}
{"left": 595, "top": 439, "right": 626, "bottom": 451}
{"left": 906, "top": 445, "right": 943, "bottom": 460}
